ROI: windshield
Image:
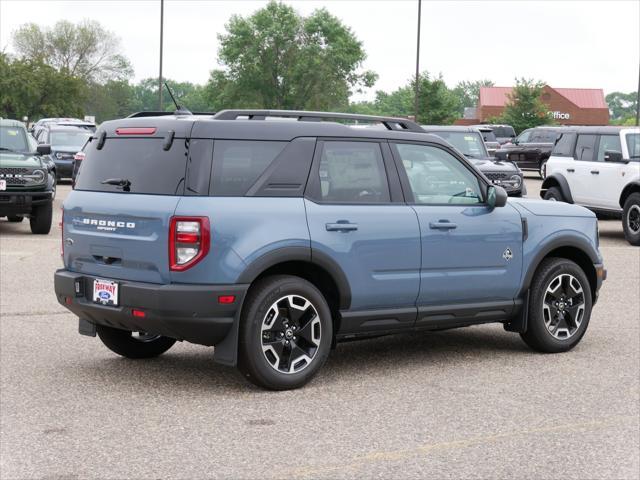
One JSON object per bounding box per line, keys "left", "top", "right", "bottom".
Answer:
{"left": 431, "top": 131, "right": 488, "bottom": 158}
{"left": 51, "top": 131, "right": 91, "bottom": 149}
{"left": 0, "top": 125, "right": 29, "bottom": 152}
{"left": 626, "top": 132, "right": 639, "bottom": 159}
{"left": 491, "top": 126, "right": 516, "bottom": 138}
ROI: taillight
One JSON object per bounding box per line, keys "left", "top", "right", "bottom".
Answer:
{"left": 169, "top": 216, "right": 210, "bottom": 271}
{"left": 73, "top": 151, "right": 85, "bottom": 163}
{"left": 115, "top": 127, "right": 157, "bottom": 135}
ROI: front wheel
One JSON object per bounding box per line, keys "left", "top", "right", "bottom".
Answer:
{"left": 539, "top": 159, "right": 548, "bottom": 179}
{"left": 96, "top": 324, "right": 176, "bottom": 358}
{"left": 622, "top": 192, "right": 640, "bottom": 246}
{"left": 238, "top": 275, "right": 333, "bottom": 390}
{"left": 29, "top": 202, "right": 52, "bottom": 234}
{"left": 543, "top": 186, "right": 564, "bottom": 202}
{"left": 520, "top": 258, "right": 592, "bottom": 353}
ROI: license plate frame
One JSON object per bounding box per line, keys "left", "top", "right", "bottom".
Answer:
{"left": 92, "top": 278, "right": 119, "bottom": 306}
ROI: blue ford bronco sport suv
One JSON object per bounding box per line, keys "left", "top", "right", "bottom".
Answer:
{"left": 54, "top": 110, "right": 606, "bottom": 390}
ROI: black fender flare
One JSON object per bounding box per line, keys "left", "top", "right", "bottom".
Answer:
{"left": 518, "top": 235, "right": 599, "bottom": 297}
{"left": 214, "top": 246, "right": 352, "bottom": 367}
{"left": 540, "top": 173, "right": 574, "bottom": 203}
{"left": 619, "top": 181, "right": 640, "bottom": 208}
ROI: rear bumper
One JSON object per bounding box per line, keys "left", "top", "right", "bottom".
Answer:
{"left": 54, "top": 160, "right": 74, "bottom": 177}
{"left": 54, "top": 269, "right": 248, "bottom": 346}
{"left": 0, "top": 190, "right": 53, "bottom": 215}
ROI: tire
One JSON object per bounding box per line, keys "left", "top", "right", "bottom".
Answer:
{"left": 543, "top": 186, "right": 564, "bottom": 202}
{"left": 7, "top": 216, "right": 23, "bottom": 223}
{"left": 622, "top": 192, "right": 640, "bottom": 246}
{"left": 520, "top": 258, "right": 592, "bottom": 353}
{"left": 96, "top": 324, "right": 176, "bottom": 359}
{"left": 238, "top": 275, "right": 333, "bottom": 390}
{"left": 29, "top": 202, "right": 52, "bottom": 234}
{"left": 539, "top": 159, "right": 547, "bottom": 179}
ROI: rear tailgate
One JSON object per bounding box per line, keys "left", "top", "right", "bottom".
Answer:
{"left": 65, "top": 120, "right": 192, "bottom": 284}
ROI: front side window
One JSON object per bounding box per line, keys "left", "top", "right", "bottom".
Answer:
{"left": 317, "top": 141, "right": 390, "bottom": 203}
{"left": 596, "top": 135, "right": 622, "bottom": 162}
{"left": 575, "top": 134, "right": 597, "bottom": 162}
{"left": 626, "top": 133, "right": 639, "bottom": 160}
{"left": 394, "top": 143, "right": 483, "bottom": 205}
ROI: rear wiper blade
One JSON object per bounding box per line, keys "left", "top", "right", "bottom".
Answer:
{"left": 101, "top": 178, "right": 131, "bottom": 190}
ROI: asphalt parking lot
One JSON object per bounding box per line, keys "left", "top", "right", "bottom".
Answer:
{"left": 1, "top": 175, "right": 639, "bottom": 480}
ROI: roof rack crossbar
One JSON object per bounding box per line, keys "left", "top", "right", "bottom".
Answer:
{"left": 212, "top": 109, "right": 424, "bottom": 132}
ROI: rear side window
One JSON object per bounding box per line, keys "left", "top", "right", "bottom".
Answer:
{"left": 75, "top": 138, "right": 188, "bottom": 195}
{"left": 317, "top": 141, "right": 390, "bottom": 203}
{"left": 552, "top": 133, "right": 576, "bottom": 157}
{"left": 574, "top": 134, "right": 597, "bottom": 162}
{"left": 210, "top": 140, "right": 286, "bottom": 196}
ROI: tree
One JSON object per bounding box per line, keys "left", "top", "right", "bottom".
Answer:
{"left": 499, "top": 78, "right": 552, "bottom": 133}
{"left": 205, "top": 1, "right": 377, "bottom": 111}
{"left": 0, "top": 53, "right": 84, "bottom": 120}
{"left": 13, "top": 20, "right": 132, "bottom": 82}
{"left": 83, "top": 80, "right": 134, "bottom": 123}
{"left": 606, "top": 91, "right": 638, "bottom": 123}
{"left": 452, "top": 79, "right": 494, "bottom": 114}
{"left": 129, "top": 78, "right": 211, "bottom": 114}
{"left": 413, "top": 72, "right": 460, "bottom": 125}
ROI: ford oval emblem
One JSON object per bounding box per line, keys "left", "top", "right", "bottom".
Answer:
{"left": 64, "top": 238, "right": 74, "bottom": 246}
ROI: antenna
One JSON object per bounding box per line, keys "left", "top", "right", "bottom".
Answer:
{"left": 164, "top": 82, "right": 192, "bottom": 115}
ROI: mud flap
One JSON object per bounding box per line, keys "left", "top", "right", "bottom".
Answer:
{"left": 504, "top": 290, "right": 529, "bottom": 333}
{"left": 212, "top": 306, "right": 244, "bottom": 366}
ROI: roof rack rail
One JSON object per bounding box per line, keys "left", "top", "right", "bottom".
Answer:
{"left": 212, "top": 109, "right": 425, "bottom": 132}
{"left": 127, "top": 111, "right": 216, "bottom": 118}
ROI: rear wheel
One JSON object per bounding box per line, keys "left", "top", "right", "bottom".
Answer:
{"left": 520, "top": 258, "right": 592, "bottom": 353}
{"left": 96, "top": 324, "right": 176, "bottom": 359}
{"left": 29, "top": 202, "right": 52, "bottom": 234}
{"left": 7, "top": 216, "right": 23, "bottom": 222}
{"left": 622, "top": 193, "right": 640, "bottom": 246}
{"left": 543, "top": 186, "right": 564, "bottom": 202}
{"left": 238, "top": 275, "right": 333, "bottom": 390}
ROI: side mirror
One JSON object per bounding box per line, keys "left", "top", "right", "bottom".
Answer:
{"left": 487, "top": 185, "right": 508, "bottom": 208}
{"left": 604, "top": 150, "right": 624, "bottom": 163}
{"left": 36, "top": 144, "right": 51, "bottom": 155}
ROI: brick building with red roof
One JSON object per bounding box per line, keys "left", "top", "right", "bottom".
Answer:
{"left": 457, "top": 85, "right": 609, "bottom": 126}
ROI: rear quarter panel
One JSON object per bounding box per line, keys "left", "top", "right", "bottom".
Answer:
{"left": 171, "top": 197, "right": 310, "bottom": 284}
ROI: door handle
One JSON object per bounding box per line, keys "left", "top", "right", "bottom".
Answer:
{"left": 429, "top": 221, "right": 458, "bottom": 230}
{"left": 326, "top": 222, "right": 358, "bottom": 232}
{"left": 590, "top": 170, "right": 599, "bottom": 174}
{"left": 566, "top": 168, "right": 575, "bottom": 173}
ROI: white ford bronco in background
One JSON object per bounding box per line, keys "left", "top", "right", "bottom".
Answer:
{"left": 541, "top": 126, "right": 640, "bottom": 245}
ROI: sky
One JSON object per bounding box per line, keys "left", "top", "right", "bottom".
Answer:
{"left": 0, "top": 0, "right": 638, "bottom": 102}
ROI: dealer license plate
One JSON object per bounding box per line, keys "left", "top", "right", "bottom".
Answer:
{"left": 93, "top": 279, "right": 119, "bottom": 306}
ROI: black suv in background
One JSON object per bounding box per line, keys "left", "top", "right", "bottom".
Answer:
{"left": 37, "top": 125, "right": 92, "bottom": 180}
{"left": 494, "top": 126, "right": 568, "bottom": 179}
{"left": 421, "top": 126, "right": 525, "bottom": 196}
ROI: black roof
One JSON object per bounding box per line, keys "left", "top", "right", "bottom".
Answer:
{"left": 421, "top": 125, "right": 483, "bottom": 133}
{"left": 550, "top": 125, "right": 630, "bottom": 134}
{"left": 97, "top": 110, "right": 452, "bottom": 147}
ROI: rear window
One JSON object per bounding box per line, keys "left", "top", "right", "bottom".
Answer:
{"left": 491, "top": 126, "right": 515, "bottom": 138}
{"left": 210, "top": 140, "right": 286, "bottom": 196}
{"left": 552, "top": 133, "right": 576, "bottom": 157}
{"left": 75, "top": 137, "right": 188, "bottom": 195}
{"left": 479, "top": 130, "right": 498, "bottom": 142}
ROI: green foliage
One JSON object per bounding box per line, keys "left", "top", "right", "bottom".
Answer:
{"left": 206, "top": 1, "right": 376, "bottom": 111}
{"left": 452, "top": 79, "right": 494, "bottom": 113}
{"left": 13, "top": 20, "right": 133, "bottom": 82}
{"left": 606, "top": 91, "right": 638, "bottom": 124}
{"left": 0, "top": 53, "right": 84, "bottom": 120}
{"left": 83, "top": 80, "right": 134, "bottom": 123}
{"left": 498, "top": 78, "right": 552, "bottom": 133}
{"left": 130, "top": 78, "right": 210, "bottom": 114}
{"left": 413, "top": 72, "right": 460, "bottom": 125}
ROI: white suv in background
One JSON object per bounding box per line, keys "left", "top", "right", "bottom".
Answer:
{"left": 541, "top": 126, "right": 640, "bottom": 245}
